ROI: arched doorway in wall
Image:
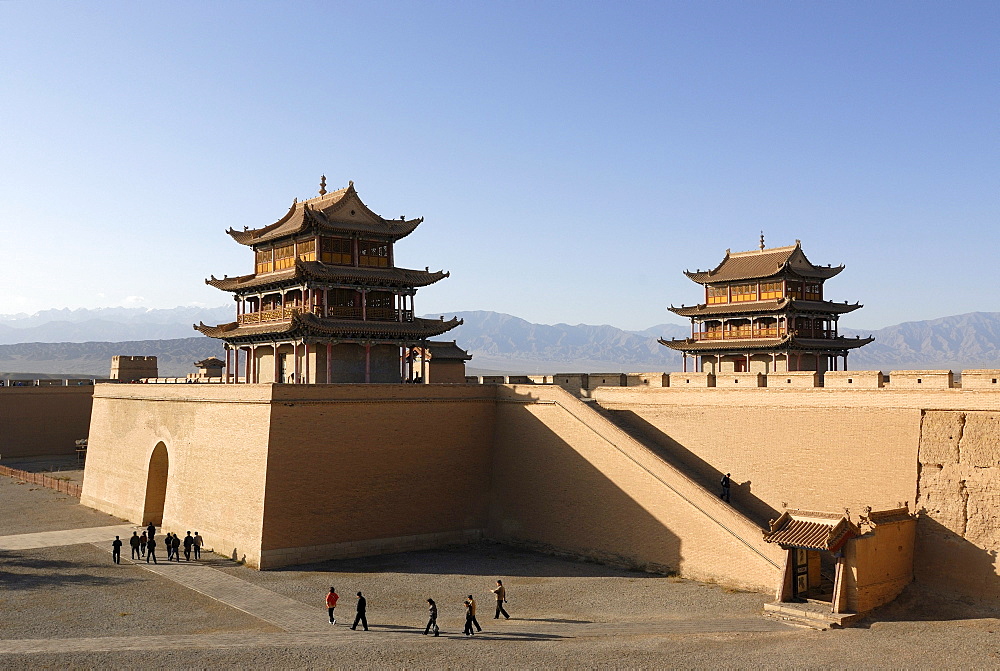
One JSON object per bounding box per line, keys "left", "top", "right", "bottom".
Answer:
{"left": 142, "top": 442, "right": 169, "bottom": 526}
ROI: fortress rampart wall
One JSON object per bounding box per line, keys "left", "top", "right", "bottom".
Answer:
{"left": 258, "top": 384, "right": 497, "bottom": 568}
{"left": 593, "top": 386, "right": 1000, "bottom": 602}
{"left": 489, "top": 385, "right": 784, "bottom": 591}
{"left": 0, "top": 386, "right": 94, "bottom": 458}
{"left": 81, "top": 384, "right": 273, "bottom": 566}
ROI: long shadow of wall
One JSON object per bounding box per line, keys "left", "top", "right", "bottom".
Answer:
{"left": 600, "top": 408, "right": 779, "bottom": 527}
{"left": 489, "top": 401, "right": 683, "bottom": 574}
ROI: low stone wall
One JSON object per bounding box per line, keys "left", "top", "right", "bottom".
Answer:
{"left": 0, "top": 464, "right": 82, "bottom": 497}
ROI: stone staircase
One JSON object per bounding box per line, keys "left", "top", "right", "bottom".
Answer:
{"left": 763, "top": 600, "right": 860, "bottom": 629}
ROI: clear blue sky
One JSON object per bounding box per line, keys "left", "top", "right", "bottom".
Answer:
{"left": 1, "top": 1, "right": 996, "bottom": 330}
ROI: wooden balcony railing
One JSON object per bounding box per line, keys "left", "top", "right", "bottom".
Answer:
{"left": 238, "top": 306, "right": 414, "bottom": 325}
{"left": 691, "top": 328, "right": 838, "bottom": 341}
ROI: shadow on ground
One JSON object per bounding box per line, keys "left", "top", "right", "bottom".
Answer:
{"left": 0, "top": 553, "right": 135, "bottom": 591}
{"left": 268, "top": 540, "right": 669, "bottom": 580}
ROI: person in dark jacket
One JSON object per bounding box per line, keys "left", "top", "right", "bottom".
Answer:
{"left": 146, "top": 522, "right": 156, "bottom": 542}
{"left": 170, "top": 533, "right": 181, "bottom": 562}
{"left": 183, "top": 532, "right": 194, "bottom": 561}
{"left": 463, "top": 599, "right": 475, "bottom": 636}
{"left": 351, "top": 592, "right": 368, "bottom": 631}
{"left": 111, "top": 536, "right": 123, "bottom": 564}
{"left": 146, "top": 536, "right": 158, "bottom": 564}
{"left": 468, "top": 595, "right": 482, "bottom": 632}
{"left": 424, "top": 598, "right": 439, "bottom": 636}
{"left": 129, "top": 531, "right": 141, "bottom": 560}
{"left": 139, "top": 532, "right": 147, "bottom": 558}
{"left": 493, "top": 579, "right": 510, "bottom": 619}
{"left": 720, "top": 472, "right": 731, "bottom": 503}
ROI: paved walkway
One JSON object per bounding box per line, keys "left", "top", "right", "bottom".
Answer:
{"left": 0, "top": 524, "right": 135, "bottom": 550}
{"left": 104, "top": 545, "right": 329, "bottom": 632}
{"left": 0, "top": 526, "right": 795, "bottom": 656}
{"left": 0, "top": 617, "right": 794, "bottom": 654}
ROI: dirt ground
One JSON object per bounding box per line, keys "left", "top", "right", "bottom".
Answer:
{"left": 1, "top": 472, "right": 999, "bottom": 669}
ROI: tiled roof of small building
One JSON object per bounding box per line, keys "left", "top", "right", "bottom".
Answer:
{"left": 669, "top": 299, "right": 863, "bottom": 318}
{"left": 867, "top": 507, "right": 914, "bottom": 525}
{"left": 193, "top": 357, "right": 225, "bottom": 368}
{"left": 226, "top": 182, "right": 422, "bottom": 246}
{"left": 205, "top": 260, "right": 448, "bottom": 292}
{"left": 684, "top": 242, "right": 844, "bottom": 284}
{"left": 763, "top": 510, "right": 859, "bottom": 551}
{"left": 658, "top": 335, "right": 875, "bottom": 352}
{"left": 194, "top": 312, "right": 462, "bottom": 343}
{"left": 426, "top": 340, "right": 472, "bottom": 361}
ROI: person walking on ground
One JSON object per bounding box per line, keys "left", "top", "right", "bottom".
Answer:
{"left": 326, "top": 587, "right": 339, "bottom": 624}
{"left": 193, "top": 532, "right": 203, "bottom": 560}
{"left": 164, "top": 533, "right": 173, "bottom": 561}
{"left": 720, "top": 472, "right": 731, "bottom": 503}
{"left": 351, "top": 592, "right": 368, "bottom": 631}
{"left": 468, "top": 595, "right": 482, "bottom": 632}
{"left": 146, "top": 522, "right": 156, "bottom": 542}
{"left": 183, "top": 532, "right": 193, "bottom": 561}
{"left": 463, "top": 599, "right": 475, "bottom": 636}
{"left": 129, "top": 531, "right": 141, "bottom": 560}
{"left": 424, "top": 598, "right": 439, "bottom": 636}
{"left": 111, "top": 536, "right": 123, "bottom": 564}
{"left": 139, "top": 532, "right": 147, "bottom": 558}
{"left": 146, "top": 536, "right": 157, "bottom": 564}
{"left": 493, "top": 580, "right": 510, "bottom": 619}
{"left": 170, "top": 533, "right": 181, "bottom": 562}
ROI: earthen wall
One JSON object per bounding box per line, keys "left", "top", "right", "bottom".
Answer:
{"left": 259, "top": 384, "right": 496, "bottom": 567}
{"left": 0, "top": 387, "right": 94, "bottom": 458}
{"left": 80, "top": 384, "right": 273, "bottom": 566}
{"left": 488, "top": 385, "right": 784, "bottom": 591}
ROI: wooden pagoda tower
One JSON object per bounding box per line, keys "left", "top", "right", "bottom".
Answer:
{"left": 660, "top": 238, "right": 872, "bottom": 374}
{"left": 195, "top": 178, "right": 461, "bottom": 383}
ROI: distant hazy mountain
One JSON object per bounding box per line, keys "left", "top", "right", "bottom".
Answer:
{"left": 842, "top": 312, "right": 1000, "bottom": 371}
{"left": 0, "top": 337, "right": 223, "bottom": 377}
{"left": 446, "top": 311, "right": 688, "bottom": 373}
{"left": 2, "top": 307, "right": 1000, "bottom": 377}
{"left": 0, "top": 306, "right": 233, "bottom": 344}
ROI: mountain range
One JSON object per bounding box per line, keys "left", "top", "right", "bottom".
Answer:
{"left": 0, "top": 306, "right": 999, "bottom": 377}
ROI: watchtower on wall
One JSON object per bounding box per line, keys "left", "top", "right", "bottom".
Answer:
{"left": 660, "top": 238, "right": 873, "bottom": 374}
{"left": 194, "top": 178, "right": 462, "bottom": 383}
{"left": 110, "top": 356, "right": 158, "bottom": 382}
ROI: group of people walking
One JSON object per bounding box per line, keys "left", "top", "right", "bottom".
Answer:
{"left": 113, "top": 524, "right": 203, "bottom": 564}
{"left": 323, "top": 580, "right": 510, "bottom": 637}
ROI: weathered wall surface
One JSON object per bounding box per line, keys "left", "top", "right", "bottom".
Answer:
{"left": 593, "top": 388, "right": 923, "bottom": 520}
{"left": 596, "top": 387, "right": 1000, "bottom": 603}
{"left": 259, "top": 384, "right": 496, "bottom": 567}
{"left": 81, "top": 384, "right": 272, "bottom": 566}
{"left": 489, "top": 385, "right": 784, "bottom": 591}
{"left": 0, "top": 387, "right": 93, "bottom": 458}
{"left": 915, "top": 411, "right": 1000, "bottom": 601}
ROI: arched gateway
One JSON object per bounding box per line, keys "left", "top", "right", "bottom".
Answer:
{"left": 142, "top": 442, "right": 169, "bottom": 526}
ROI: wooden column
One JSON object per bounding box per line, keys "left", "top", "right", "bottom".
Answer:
{"left": 365, "top": 343, "right": 371, "bottom": 383}
{"left": 326, "top": 342, "right": 333, "bottom": 384}
{"left": 273, "top": 343, "right": 280, "bottom": 383}
{"left": 244, "top": 347, "right": 250, "bottom": 384}
{"left": 361, "top": 290, "right": 367, "bottom": 321}
{"left": 224, "top": 347, "right": 230, "bottom": 384}
{"left": 293, "top": 342, "right": 300, "bottom": 383}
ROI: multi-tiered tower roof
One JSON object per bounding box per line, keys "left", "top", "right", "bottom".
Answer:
{"left": 660, "top": 238, "right": 872, "bottom": 374}
{"left": 196, "top": 178, "right": 461, "bottom": 383}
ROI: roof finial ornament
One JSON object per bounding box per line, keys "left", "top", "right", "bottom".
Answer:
{"left": 319, "top": 174, "right": 327, "bottom": 196}
{"left": 759, "top": 231, "right": 765, "bottom": 251}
